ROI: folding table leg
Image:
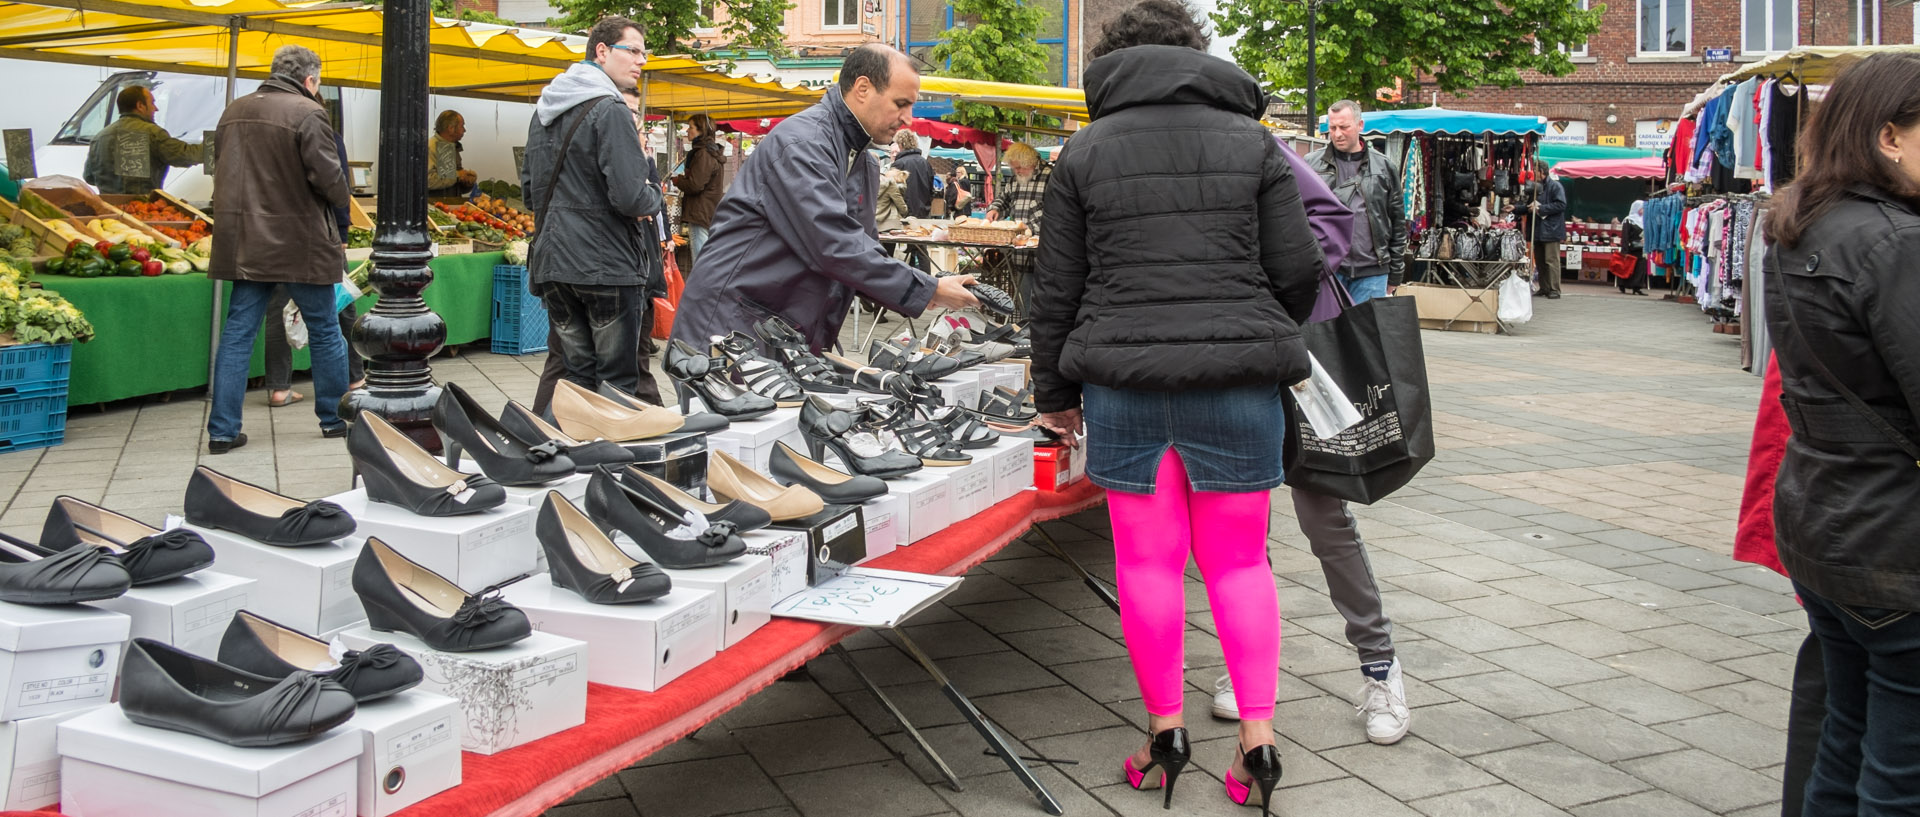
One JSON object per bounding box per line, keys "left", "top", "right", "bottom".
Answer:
{"left": 829, "top": 643, "right": 964, "bottom": 793}
{"left": 1028, "top": 524, "right": 1120, "bottom": 615}
{"left": 890, "top": 630, "right": 1066, "bottom": 815}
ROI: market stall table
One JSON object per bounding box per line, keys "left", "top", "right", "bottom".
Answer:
{"left": 867, "top": 233, "right": 1027, "bottom": 343}
{"left": 32, "top": 252, "right": 503, "bottom": 406}
{"left": 1416, "top": 257, "right": 1527, "bottom": 334}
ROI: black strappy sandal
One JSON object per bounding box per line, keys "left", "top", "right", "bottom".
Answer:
{"left": 754, "top": 318, "right": 848, "bottom": 394}
{"left": 862, "top": 399, "right": 972, "bottom": 467}
{"left": 712, "top": 332, "right": 806, "bottom": 407}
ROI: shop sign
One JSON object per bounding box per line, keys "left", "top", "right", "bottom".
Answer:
{"left": 1635, "top": 119, "right": 1678, "bottom": 150}
{"left": 1542, "top": 120, "right": 1588, "bottom": 145}
{"left": 1705, "top": 47, "right": 1733, "bottom": 62}
{"left": 1597, "top": 135, "right": 1627, "bottom": 146}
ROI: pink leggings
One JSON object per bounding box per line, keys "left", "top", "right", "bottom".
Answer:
{"left": 1109, "top": 447, "right": 1281, "bottom": 721}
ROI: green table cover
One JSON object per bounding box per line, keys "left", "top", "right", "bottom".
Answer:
{"left": 33, "top": 252, "right": 504, "bottom": 406}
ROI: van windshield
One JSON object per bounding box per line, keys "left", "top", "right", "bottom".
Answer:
{"left": 52, "top": 73, "right": 152, "bottom": 145}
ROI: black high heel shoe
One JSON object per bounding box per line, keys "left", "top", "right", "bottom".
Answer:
{"left": 499, "top": 401, "right": 636, "bottom": 473}
{"left": 798, "top": 396, "right": 922, "bottom": 479}
{"left": 218, "top": 610, "right": 423, "bottom": 702}
{"left": 593, "top": 382, "right": 731, "bottom": 434}
{"left": 1124, "top": 727, "right": 1191, "bottom": 809}
{"left": 770, "top": 441, "right": 889, "bottom": 503}
{"left": 432, "top": 383, "right": 576, "bottom": 487}
{"left": 38, "top": 496, "right": 214, "bottom": 584}
{"left": 712, "top": 332, "right": 805, "bottom": 407}
{"left": 584, "top": 467, "right": 747, "bottom": 569}
{"left": 537, "top": 491, "right": 671, "bottom": 604}
{"left": 349, "top": 413, "right": 507, "bottom": 517}
{"left": 1223, "top": 743, "right": 1283, "bottom": 815}
{"left": 665, "top": 339, "right": 778, "bottom": 420}
{"left": 618, "top": 467, "right": 772, "bottom": 533}
{"left": 754, "top": 318, "right": 847, "bottom": 394}
{"left": 352, "top": 537, "right": 531, "bottom": 652}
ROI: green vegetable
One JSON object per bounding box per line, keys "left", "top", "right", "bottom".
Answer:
{"left": 107, "top": 245, "right": 132, "bottom": 263}
{"left": 115, "top": 259, "right": 143, "bottom": 277}
{"left": 44, "top": 257, "right": 65, "bottom": 275}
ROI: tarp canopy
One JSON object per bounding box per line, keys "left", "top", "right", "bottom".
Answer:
{"left": 0, "top": 0, "right": 818, "bottom": 116}
{"left": 1715, "top": 43, "right": 1920, "bottom": 86}
{"left": 1328, "top": 106, "right": 1546, "bottom": 136}
{"left": 1551, "top": 157, "right": 1666, "bottom": 179}
{"left": 1538, "top": 143, "right": 1660, "bottom": 168}
{"left": 916, "top": 76, "right": 1088, "bottom": 123}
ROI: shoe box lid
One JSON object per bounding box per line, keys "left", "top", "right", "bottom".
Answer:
{"left": 0, "top": 602, "right": 130, "bottom": 653}
{"left": 57, "top": 704, "right": 363, "bottom": 797}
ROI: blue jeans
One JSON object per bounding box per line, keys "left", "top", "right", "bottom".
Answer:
{"left": 208, "top": 280, "right": 349, "bottom": 441}
{"left": 1794, "top": 578, "right": 1920, "bottom": 817}
{"left": 1082, "top": 382, "right": 1287, "bottom": 493}
{"left": 688, "top": 224, "right": 709, "bottom": 269}
{"left": 1337, "top": 271, "right": 1389, "bottom": 304}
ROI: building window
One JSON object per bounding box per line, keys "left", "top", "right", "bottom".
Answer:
{"left": 823, "top": 0, "right": 858, "bottom": 29}
{"left": 1742, "top": 0, "right": 1793, "bottom": 53}
{"left": 1638, "top": 0, "right": 1689, "bottom": 54}
{"left": 694, "top": 0, "right": 717, "bottom": 31}
{"left": 1563, "top": 0, "right": 1590, "bottom": 56}
{"left": 902, "top": 0, "right": 1071, "bottom": 85}
{"left": 1849, "top": 0, "right": 1879, "bottom": 44}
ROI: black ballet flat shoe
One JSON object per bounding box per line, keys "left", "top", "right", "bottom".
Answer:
{"left": 352, "top": 537, "right": 532, "bottom": 652}
{"left": 218, "top": 610, "right": 423, "bottom": 703}
{"left": 39, "top": 496, "right": 214, "bottom": 585}
{"left": 117, "top": 637, "right": 357, "bottom": 747}
{"left": 432, "top": 383, "right": 576, "bottom": 487}
{"left": 537, "top": 491, "right": 672, "bottom": 604}
{"left": 185, "top": 466, "right": 357, "bottom": 546}
{"left": 0, "top": 531, "right": 132, "bottom": 604}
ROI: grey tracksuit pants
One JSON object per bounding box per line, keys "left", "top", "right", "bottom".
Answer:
{"left": 1292, "top": 488, "right": 1396, "bottom": 664}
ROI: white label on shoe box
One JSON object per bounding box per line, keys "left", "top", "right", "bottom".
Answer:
{"left": 858, "top": 494, "right": 902, "bottom": 563}
{"left": 350, "top": 693, "right": 460, "bottom": 817}
{"left": 949, "top": 460, "right": 994, "bottom": 520}
{"left": 741, "top": 531, "right": 808, "bottom": 605}
{"left": 991, "top": 438, "right": 1036, "bottom": 504}
{"left": 887, "top": 469, "right": 954, "bottom": 545}
{"left": 505, "top": 579, "right": 718, "bottom": 692}
{"left": 939, "top": 371, "right": 983, "bottom": 412}
{"left": 324, "top": 490, "right": 537, "bottom": 591}
{"left": 0, "top": 708, "right": 92, "bottom": 810}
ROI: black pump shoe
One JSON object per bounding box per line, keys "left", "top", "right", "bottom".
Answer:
{"left": 537, "top": 492, "right": 672, "bottom": 604}
{"left": 798, "top": 396, "right": 922, "bottom": 479}
{"left": 117, "top": 637, "right": 357, "bottom": 747}
{"left": 770, "top": 442, "right": 888, "bottom": 504}
{"left": 499, "top": 401, "right": 636, "bottom": 473}
{"left": 1124, "top": 726, "right": 1192, "bottom": 810}
{"left": 665, "top": 339, "right": 778, "bottom": 420}
{"left": 0, "top": 531, "right": 132, "bottom": 604}
{"left": 432, "top": 383, "right": 576, "bottom": 487}
{"left": 349, "top": 412, "right": 507, "bottom": 517}
{"left": 584, "top": 467, "right": 747, "bottom": 569}
{"left": 712, "top": 332, "right": 805, "bottom": 407}
{"left": 39, "top": 496, "right": 214, "bottom": 584}
{"left": 594, "top": 382, "right": 731, "bottom": 434}
{"left": 352, "top": 537, "right": 531, "bottom": 652}
{"left": 616, "top": 467, "right": 772, "bottom": 533}
{"left": 185, "top": 466, "right": 357, "bottom": 546}
{"left": 218, "top": 610, "right": 423, "bottom": 703}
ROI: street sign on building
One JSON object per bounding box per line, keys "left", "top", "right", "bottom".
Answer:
{"left": 1704, "top": 47, "right": 1733, "bottom": 62}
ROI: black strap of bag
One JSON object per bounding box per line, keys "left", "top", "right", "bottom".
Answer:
{"left": 531, "top": 96, "right": 610, "bottom": 253}
{"left": 1774, "top": 252, "right": 1920, "bottom": 466}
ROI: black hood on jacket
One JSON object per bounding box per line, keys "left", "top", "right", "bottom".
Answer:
{"left": 1084, "top": 45, "right": 1265, "bottom": 121}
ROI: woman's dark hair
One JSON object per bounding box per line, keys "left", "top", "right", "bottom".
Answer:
{"left": 1765, "top": 52, "right": 1920, "bottom": 247}
{"left": 1089, "top": 0, "right": 1210, "bottom": 60}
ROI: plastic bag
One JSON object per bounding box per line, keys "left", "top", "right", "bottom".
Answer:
{"left": 1497, "top": 272, "right": 1533, "bottom": 325}
{"left": 1290, "top": 352, "right": 1364, "bottom": 439}
{"left": 283, "top": 299, "right": 309, "bottom": 349}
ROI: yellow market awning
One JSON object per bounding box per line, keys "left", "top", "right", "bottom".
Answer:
{"left": 917, "top": 75, "right": 1088, "bottom": 122}
{"left": 1715, "top": 44, "right": 1920, "bottom": 86}
{"left": 0, "top": 0, "right": 820, "bottom": 113}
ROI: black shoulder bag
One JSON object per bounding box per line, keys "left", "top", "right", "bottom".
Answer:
{"left": 530, "top": 97, "right": 609, "bottom": 258}
{"left": 1775, "top": 252, "right": 1920, "bottom": 467}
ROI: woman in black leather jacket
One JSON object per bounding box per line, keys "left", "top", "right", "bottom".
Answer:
{"left": 1760, "top": 51, "right": 1920, "bottom": 817}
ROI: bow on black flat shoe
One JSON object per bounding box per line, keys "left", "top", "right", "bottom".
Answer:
{"left": 352, "top": 538, "right": 532, "bottom": 652}
{"left": 432, "top": 383, "right": 576, "bottom": 487}
{"left": 185, "top": 467, "right": 357, "bottom": 546}
{"left": 218, "top": 610, "right": 422, "bottom": 703}
{"left": 0, "top": 531, "right": 132, "bottom": 604}
{"left": 537, "top": 492, "right": 672, "bottom": 604}
{"left": 37, "top": 496, "right": 214, "bottom": 584}
{"left": 117, "top": 637, "right": 357, "bottom": 747}
{"left": 498, "top": 401, "right": 636, "bottom": 473}
{"left": 349, "top": 413, "right": 507, "bottom": 517}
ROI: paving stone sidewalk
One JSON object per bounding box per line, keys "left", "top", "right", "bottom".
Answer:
{"left": 0, "top": 285, "right": 1791, "bottom": 817}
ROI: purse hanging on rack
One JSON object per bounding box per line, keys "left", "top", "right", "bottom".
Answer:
{"left": 1438, "top": 229, "right": 1456, "bottom": 260}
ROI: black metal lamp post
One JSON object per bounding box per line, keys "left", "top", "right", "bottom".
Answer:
{"left": 340, "top": 0, "right": 445, "bottom": 450}
{"left": 1305, "top": 0, "right": 1318, "bottom": 128}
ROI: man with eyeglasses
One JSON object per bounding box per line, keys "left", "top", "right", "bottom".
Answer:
{"left": 522, "top": 16, "right": 663, "bottom": 404}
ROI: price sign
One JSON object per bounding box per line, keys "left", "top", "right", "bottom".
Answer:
{"left": 3, "top": 130, "right": 33, "bottom": 180}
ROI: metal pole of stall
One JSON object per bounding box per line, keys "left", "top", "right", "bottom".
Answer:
{"left": 207, "top": 22, "right": 239, "bottom": 391}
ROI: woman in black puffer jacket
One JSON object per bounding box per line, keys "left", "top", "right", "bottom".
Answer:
{"left": 1027, "top": 1, "right": 1324, "bottom": 812}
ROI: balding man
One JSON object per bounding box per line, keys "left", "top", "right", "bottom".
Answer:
{"left": 670, "top": 44, "right": 977, "bottom": 354}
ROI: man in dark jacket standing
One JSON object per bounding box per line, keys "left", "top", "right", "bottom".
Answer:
{"left": 1529, "top": 159, "right": 1568, "bottom": 298}
{"left": 1305, "top": 101, "right": 1407, "bottom": 300}
{"left": 204, "top": 45, "right": 352, "bottom": 454}
{"left": 521, "top": 16, "right": 660, "bottom": 399}
{"left": 891, "top": 129, "right": 934, "bottom": 218}
{"left": 670, "top": 44, "right": 978, "bottom": 354}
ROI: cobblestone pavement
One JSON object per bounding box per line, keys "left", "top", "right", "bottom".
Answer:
{"left": 0, "top": 284, "right": 1791, "bottom": 817}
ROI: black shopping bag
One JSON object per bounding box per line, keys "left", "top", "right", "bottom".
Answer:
{"left": 1283, "top": 294, "right": 1434, "bottom": 504}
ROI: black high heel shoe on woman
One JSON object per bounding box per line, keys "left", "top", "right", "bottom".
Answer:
{"left": 1124, "top": 727, "right": 1191, "bottom": 810}
{"left": 432, "top": 383, "right": 576, "bottom": 487}
{"left": 350, "top": 412, "right": 506, "bottom": 517}
{"left": 798, "top": 396, "right": 922, "bottom": 479}
{"left": 664, "top": 339, "right": 778, "bottom": 420}
{"left": 1223, "top": 743, "right": 1283, "bottom": 815}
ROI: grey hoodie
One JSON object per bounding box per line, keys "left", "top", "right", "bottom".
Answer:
{"left": 521, "top": 60, "right": 660, "bottom": 287}
{"left": 537, "top": 61, "right": 622, "bottom": 126}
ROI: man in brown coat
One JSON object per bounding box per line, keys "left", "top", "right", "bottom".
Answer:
{"left": 205, "top": 45, "right": 353, "bottom": 453}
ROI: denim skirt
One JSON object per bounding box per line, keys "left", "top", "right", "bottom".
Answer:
{"left": 1081, "top": 382, "right": 1287, "bottom": 494}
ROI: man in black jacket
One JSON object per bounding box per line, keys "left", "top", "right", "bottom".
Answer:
{"left": 521, "top": 16, "right": 660, "bottom": 400}
{"left": 1305, "top": 101, "right": 1407, "bottom": 299}
{"left": 1529, "top": 159, "right": 1568, "bottom": 298}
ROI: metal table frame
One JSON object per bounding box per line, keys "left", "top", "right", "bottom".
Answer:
{"left": 1417, "top": 257, "right": 1528, "bottom": 334}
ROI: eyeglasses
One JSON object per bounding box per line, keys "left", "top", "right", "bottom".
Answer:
{"left": 608, "top": 44, "right": 646, "bottom": 57}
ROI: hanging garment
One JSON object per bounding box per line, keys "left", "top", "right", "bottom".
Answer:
{"left": 1769, "top": 80, "right": 1802, "bottom": 188}
{"left": 1671, "top": 118, "right": 1698, "bottom": 179}
{"left": 1732, "top": 78, "right": 1762, "bottom": 181}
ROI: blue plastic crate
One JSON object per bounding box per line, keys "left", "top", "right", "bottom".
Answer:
{"left": 491, "top": 265, "right": 549, "bottom": 355}
{"left": 0, "top": 386, "right": 67, "bottom": 454}
{"left": 0, "top": 343, "right": 72, "bottom": 398}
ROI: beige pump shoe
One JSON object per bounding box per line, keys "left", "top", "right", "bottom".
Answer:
{"left": 707, "top": 450, "right": 824, "bottom": 522}
{"left": 549, "top": 380, "right": 686, "bottom": 442}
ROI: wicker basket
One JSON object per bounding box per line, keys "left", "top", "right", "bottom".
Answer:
{"left": 947, "top": 224, "right": 1023, "bottom": 246}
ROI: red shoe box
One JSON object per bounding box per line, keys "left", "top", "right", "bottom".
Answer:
{"left": 1034, "top": 443, "right": 1086, "bottom": 492}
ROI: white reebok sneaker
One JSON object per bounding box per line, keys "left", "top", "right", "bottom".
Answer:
{"left": 1211, "top": 673, "right": 1239, "bottom": 720}
{"left": 1356, "top": 658, "right": 1411, "bottom": 745}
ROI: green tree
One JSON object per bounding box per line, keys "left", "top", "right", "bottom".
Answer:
{"left": 433, "top": 0, "right": 515, "bottom": 26}
{"left": 547, "top": 0, "right": 793, "bottom": 57}
{"left": 1214, "top": 0, "right": 1604, "bottom": 112}
{"left": 928, "top": 0, "right": 1051, "bottom": 134}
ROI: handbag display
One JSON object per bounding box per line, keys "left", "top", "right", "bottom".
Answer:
{"left": 1437, "top": 230, "right": 1456, "bottom": 260}
{"left": 1455, "top": 229, "right": 1484, "bottom": 261}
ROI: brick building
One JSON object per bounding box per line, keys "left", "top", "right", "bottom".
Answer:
{"left": 1441, "top": 0, "right": 1917, "bottom": 150}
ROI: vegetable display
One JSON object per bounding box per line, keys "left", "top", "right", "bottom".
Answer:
{"left": 436, "top": 199, "right": 531, "bottom": 238}
{"left": 0, "top": 263, "right": 93, "bottom": 344}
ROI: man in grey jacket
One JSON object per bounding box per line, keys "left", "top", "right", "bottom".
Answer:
{"left": 670, "top": 44, "right": 978, "bottom": 354}
{"left": 521, "top": 16, "right": 659, "bottom": 398}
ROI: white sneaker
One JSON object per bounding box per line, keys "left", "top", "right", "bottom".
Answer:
{"left": 1211, "top": 674, "right": 1239, "bottom": 720}
{"left": 1356, "top": 659, "right": 1411, "bottom": 745}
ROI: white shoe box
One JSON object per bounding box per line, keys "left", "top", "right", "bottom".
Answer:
{"left": 346, "top": 693, "right": 461, "bottom": 817}
{"left": 936, "top": 371, "right": 983, "bottom": 412}
{"left": 455, "top": 459, "right": 590, "bottom": 508}
{"left": 987, "top": 437, "right": 1036, "bottom": 505}
{"left": 657, "top": 555, "right": 772, "bottom": 650}
{"left": 886, "top": 468, "right": 955, "bottom": 545}
{"left": 0, "top": 603, "right": 129, "bottom": 722}
{"left": 187, "top": 527, "right": 365, "bottom": 637}
{"left": 0, "top": 708, "right": 93, "bottom": 810}
{"left": 947, "top": 458, "right": 995, "bottom": 521}
{"left": 336, "top": 627, "right": 585, "bottom": 756}
{"left": 705, "top": 409, "right": 804, "bottom": 475}
{"left": 87, "top": 571, "right": 254, "bottom": 658}
{"left": 974, "top": 363, "right": 1026, "bottom": 398}
{"left": 325, "top": 489, "right": 537, "bottom": 591}
{"left": 856, "top": 495, "right": 904, "bottom": 563}
{"left": 741, "top": 528, "right": 809, "bottom": 604}
{"left": 58, "top": 705, "right": 360, "bottom": 817}
{"left": 503, "top": 578, "right": 718, "bottom": 691}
